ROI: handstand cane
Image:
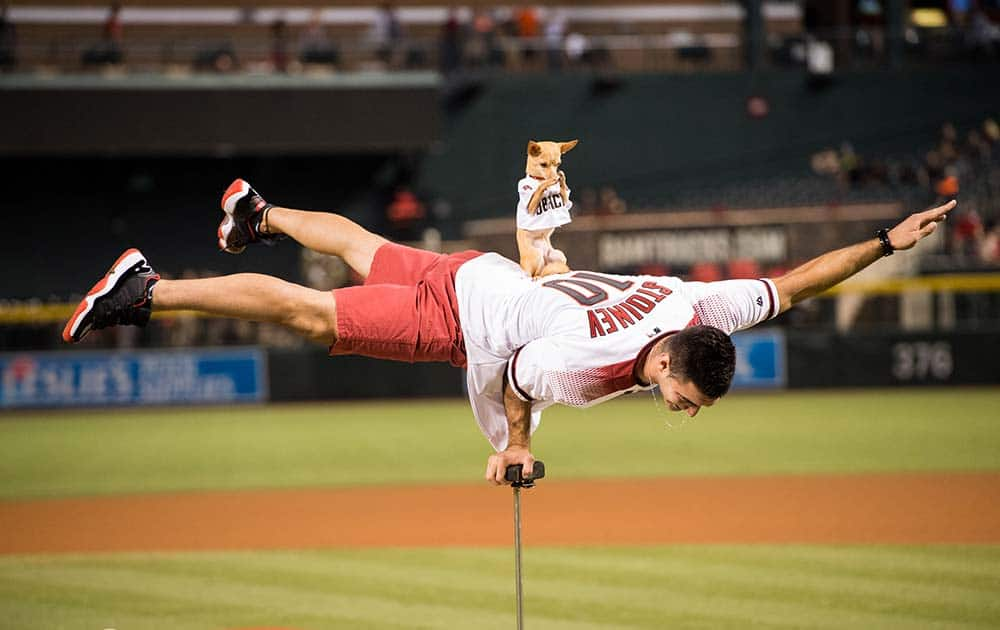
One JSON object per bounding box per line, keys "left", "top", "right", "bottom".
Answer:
{"left": 505, "top": 461, "right": 545, "bottom": 630}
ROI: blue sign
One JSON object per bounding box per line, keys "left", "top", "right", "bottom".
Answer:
{"left": 731, "top": 329, "right": 786, "bottom": 389}
{"left": 0, "top": 347, "right": 267, "bottom": 408}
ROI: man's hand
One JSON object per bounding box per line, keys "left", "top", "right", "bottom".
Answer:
{"left": 773, "top": 199, "right": 957, "bottom": 313}
{"left": 888, "top": 200, "right": 955, "bottom": 251}
{"left": 558, "top": 170, "right": 569, "bottom": 204}
{"left": 485, "top": 447, "right": 535, "bottom": 486}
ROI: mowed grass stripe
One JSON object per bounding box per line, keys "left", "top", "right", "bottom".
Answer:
{"left": 1, "top": 389, "right": 999, "bottom": 499}
{"left": 0, "top": 562, "right": 615, "bottom": 630}
{"left": 0, "top": 579, "right": 217, "bottom": 630}
{"left": 522, "top": 548, "right": 1000, "bottom": 625}
{"left": 0, "top": 557, "right": 854, "bottom": 630}
{"left": 4, "top": 546, "right": 999, "bottom": 629}
{"left": 60, "top": 546, "right": 1000, "bottom": 615}
{"left": 647, "top": 545, "right": 1000, "bottom": 585}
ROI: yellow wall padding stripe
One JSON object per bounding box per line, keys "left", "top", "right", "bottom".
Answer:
{"left": 2, "top": 274, "right": 999, "bottom": 324}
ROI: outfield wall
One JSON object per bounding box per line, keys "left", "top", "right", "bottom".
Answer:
{"left": 786, "top": 330, "right": 1000, "bottom": 389}
{"left": 3, "top": 329, "right": 995, "bottom": 408}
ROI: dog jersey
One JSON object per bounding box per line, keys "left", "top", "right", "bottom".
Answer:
{"left": 516, "top": 176, "right": 573, "bottom": 230}
{"left": 454, "top": 254, "right": 780, "bottom": 450}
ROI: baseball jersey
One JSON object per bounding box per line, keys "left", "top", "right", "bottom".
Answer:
{"left": 516, "top": 176, "right": 573, "bottom": 231}
{"left": 454, "top": 254, "right": 780, "bottom": 450}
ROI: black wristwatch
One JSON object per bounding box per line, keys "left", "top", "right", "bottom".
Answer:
{"left": 876, "top": 228, "right": 894, "bottom": 257}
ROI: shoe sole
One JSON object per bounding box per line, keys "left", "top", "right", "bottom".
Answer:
{"left": 218, "top": 179, "right": 250, "bottom": 253}
{"left": 62, "top": 248, "right": 146, "bottom": 343}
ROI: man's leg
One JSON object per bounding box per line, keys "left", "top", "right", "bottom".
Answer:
{"left": 153, "top": 274, "right": 338, "bottom": 344}
{"left": 219, "top": 179, "right": 387, "bottom": 280}
{"left": 63, "top": 248, "right": 338, "bottom": 344}
{"left": 262, "top": 207, "right": 387, "bottom": 280}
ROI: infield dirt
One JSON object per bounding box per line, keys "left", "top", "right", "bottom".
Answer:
{"left": 2, "top": 472, "right": 998, "bottom": 554}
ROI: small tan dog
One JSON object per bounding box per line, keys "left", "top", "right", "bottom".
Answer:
{"left": 516, "top": 139, "right": 578, "bottom": 278}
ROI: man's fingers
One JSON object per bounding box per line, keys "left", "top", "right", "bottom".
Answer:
{"left": 485, "top": 456, "right": 499, "bottom": 485}
{"left": 923, "top": 200, "right": 956, "bottom": 220}
{"left": 920, "top": 221, "right": 938, "bottom": 237}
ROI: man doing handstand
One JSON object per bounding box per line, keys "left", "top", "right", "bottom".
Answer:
{"left": 63, "top": 179, "right": 955, "bottom": 484}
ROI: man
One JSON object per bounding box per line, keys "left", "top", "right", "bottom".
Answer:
{"left": 63, "top": 179, "right": 954, "bottom": 484}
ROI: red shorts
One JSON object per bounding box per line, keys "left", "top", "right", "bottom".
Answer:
{"left": 330, "top": 243, "right": 482, "bottom": 367}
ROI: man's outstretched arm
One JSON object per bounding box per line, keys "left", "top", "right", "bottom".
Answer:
{"left": 484, "top": 376, "right": 535, "bottom": 485}
{"left": 773, "top": 200, "right": 955, "bottom": 314}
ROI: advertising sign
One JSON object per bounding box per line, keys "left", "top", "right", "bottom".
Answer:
{"left": 0, "top": 348, "right": 267, "bottom": 408}
{"left": 731, "top": 329, "right": 786, "bottom": 389}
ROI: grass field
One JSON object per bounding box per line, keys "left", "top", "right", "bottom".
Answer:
{"left": 1, "top": 388, "right": 999, "bottom": 629}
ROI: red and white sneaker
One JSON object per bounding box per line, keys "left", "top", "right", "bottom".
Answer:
{"left": 217, "top": 178, "right": 282, "bottom": 254}
{"left": 62, "top": 248, "right": 160, "bottom": 343}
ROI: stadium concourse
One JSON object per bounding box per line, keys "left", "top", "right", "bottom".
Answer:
{"left": 3, "top": 472, "right": 1000, "bottom": 554}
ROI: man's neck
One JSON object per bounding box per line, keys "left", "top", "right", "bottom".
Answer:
{"left": 633, "top": 333, "right": 671, "bottom": 385}
{"left": 635, "top": 355, "right": 652, "bottom": 386}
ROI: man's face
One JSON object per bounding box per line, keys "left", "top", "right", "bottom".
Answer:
{"left": 657, "top": 373, "right": 717, "bottom": 418}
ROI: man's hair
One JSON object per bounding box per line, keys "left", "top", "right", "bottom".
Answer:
{"left": 661, "top": 325, "right": 736, "bottom": 399}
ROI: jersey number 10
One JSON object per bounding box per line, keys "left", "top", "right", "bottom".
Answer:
{"left": 542, "top": 272, "right": 634, "bottom": 306}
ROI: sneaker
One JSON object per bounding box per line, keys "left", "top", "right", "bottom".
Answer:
{"left": 217, "top": 178, "right": 282, "bottom": 254}
{"left": 62, "top": 248, "right": 160, "bottom": 343}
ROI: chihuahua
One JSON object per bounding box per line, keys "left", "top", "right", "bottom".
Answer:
{"left": 516, "top": 139, "right": 578, "bottom": 278}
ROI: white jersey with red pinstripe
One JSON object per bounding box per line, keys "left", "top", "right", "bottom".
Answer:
{"left": 454, "top": 253, "right": 780, "bottom": 450}
{"left": 516, "top": 176, "right": 572, "bottom": 230}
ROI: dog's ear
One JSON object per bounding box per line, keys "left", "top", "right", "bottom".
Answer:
{"left": 560, "top": 139, "right": 579, "bottom": 154}
{"left": 527, "top": 141, "right": 543, "bottom": 157}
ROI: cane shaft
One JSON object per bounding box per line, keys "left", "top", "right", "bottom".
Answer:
{"left": 514, "top": 486, "right": 524, "bottom": 630}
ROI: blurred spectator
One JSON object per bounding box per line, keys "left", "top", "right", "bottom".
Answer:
{"left": 935, "top": 168, "right": 960, "bottom": 197}
{"left": 939, "top": 122, "right": 959, "bottom": 162}
{"left": 675, "top": 31, "right": 713, "bottom": 63}
{"left": 565, "top": 32, "right": 589, "bottom": 66}
{"left": 689, "top": 262, "right": 723, "bottom": 282}
{"left": 103, "top": 2, "right": 123, "bottom": 58}
{"left": 515, "top": 7, "right": 541, "bottom": 62}
{"left": 439, "top": 8, "right": 464, "bottom": 74}
{"left": 952, "top": 208, "right": 984, "bottom": 257}
{"left": 83, "top": 2, "right": 124, "bottom": 67}
{"left": 544, "top": 9, "right": 567, "bottom": 71}
{"left": 924, "top": 148, "right": 945, "bottom": 184}
{"left": 980, "top": 220, "right": 1000, "bottom": 263}
{"left": 301, "top": 249, "right": 351, "bottom": 291}
{"left": 984, "top": 118, "right": 1000, "bottom": 147}
{"left": 838, "top": 141, "right": 861, "bottom": 185}
{"left": 270, "top": 19, "right": 290, "bottom": 73}
{"left": 194, "top": 43, "right": 238, "bottom": 73}
{"left": 371, "top": 3, "right": 402, "bottom": 67}
{"left": 727, "top": 258, "right": 761, "bottom": 279}
{"left": 386, "top": 186, "right": 426, "bottom": 240}
{"left": 597, "top": 186, "right": 627, "bottom": 215}
{"left": 810, "top": 148, "right": 841, "bottom": 177}
{"left": 299, "top": 10, "right": 339, "bottom": 68}
{"left": 964, "top": 8, "right": 1000, "bottom": 59}
{"left": 576, "top": 187, "right": 599, "bottom": 215}
{"left": 852, "top": 0, "right": 885, "bottom": 60}
{"left": 0, "top": 3, "right": 16, "bottom": 73}
{"left": 467, "top": 9, "right": 504, "bottom": 68}
{"left": 965, "top": 129, "right": 991, "bottom": 162}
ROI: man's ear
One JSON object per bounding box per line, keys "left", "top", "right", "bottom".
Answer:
{"left": 527, "top": 141, "right": 542, "bottom": 157}
{"left": 658, "top": 351, "right": 671, "bottom": 376}
{"left": 560, "top": 139, "right": 579, "bottom": 154}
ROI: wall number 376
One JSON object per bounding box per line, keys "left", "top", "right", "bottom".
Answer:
{"left": 891, "top": 341, "right": 954, "bottom": 381}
